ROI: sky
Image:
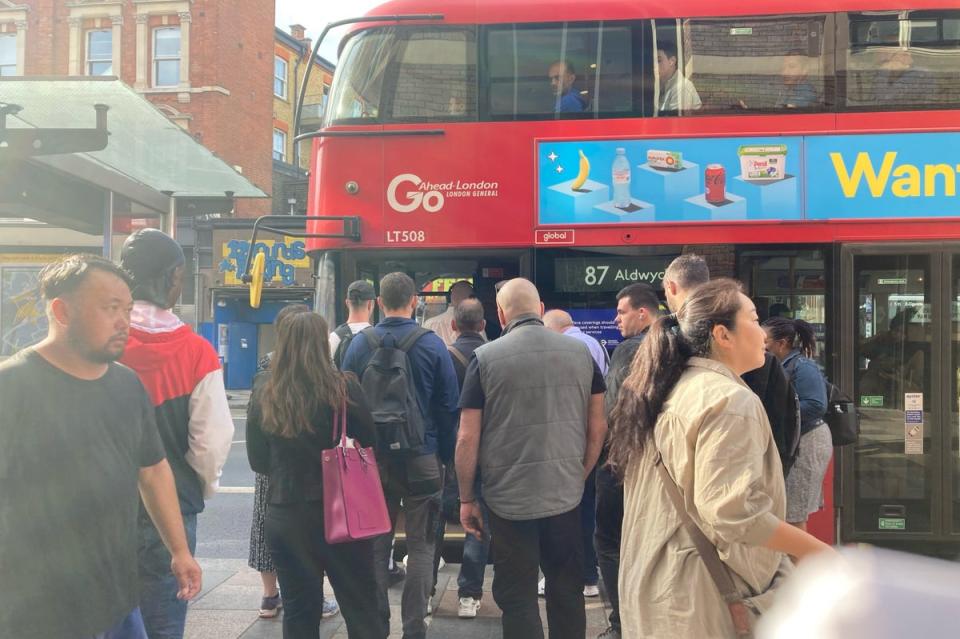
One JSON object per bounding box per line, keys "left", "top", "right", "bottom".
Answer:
{"left": 275, "top": 0, "right": 383, "bottom": 63}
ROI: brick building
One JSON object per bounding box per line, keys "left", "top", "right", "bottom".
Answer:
{"left": 271, "top": 24, "right": 334, "bottom": 215}
{"left": 1, "top": 0, "right": 275, "bottom": 217}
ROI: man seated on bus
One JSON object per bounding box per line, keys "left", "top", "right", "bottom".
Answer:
{"left": 656, "top": 41, "right": 702, "bottom": 114}
{"left": 548, "top": 60, "right": 588, "bottom": 113}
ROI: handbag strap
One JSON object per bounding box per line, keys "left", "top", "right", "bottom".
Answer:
{"left": 332, "top": 397, "right": 348, "bottom": 447}
{"left": 653, "top": 450, "right": 739, "bottom": 601}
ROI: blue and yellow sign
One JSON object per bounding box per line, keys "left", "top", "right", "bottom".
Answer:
{"left": 537, "top": 132, "right": 960, "bottom": 224}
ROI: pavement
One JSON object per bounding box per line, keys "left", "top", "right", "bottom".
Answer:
{"left": 185, "top": 558, "right": 613, "bottom": 639}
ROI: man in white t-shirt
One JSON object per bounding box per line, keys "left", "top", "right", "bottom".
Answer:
{"left": 657, "top": 40, "right": 702, "bottom": 113}
{"left": 423, "top": 280, "right": 486, "bottom": 346}
{"left": 329, "top": 280, "right": 375, "bottom": 368}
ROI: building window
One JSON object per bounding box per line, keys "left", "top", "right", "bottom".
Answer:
{"left": 153, "top": 26, "right": 181, "bottom": 87}
{"left": 87, "top": 30, "right": 112, "bottom": 76}
{"left": 273, "top": 129, "right": 287, "bottom": 161}
{"left": 274, "top": 56, "right": 288, "bottom": 98}
{"left": 0, "top": 34, "right": 16, "bottom": 77}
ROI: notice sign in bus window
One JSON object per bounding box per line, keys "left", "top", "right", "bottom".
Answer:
{"left": 554, "top": 256, "right": 676, "bottom": 293}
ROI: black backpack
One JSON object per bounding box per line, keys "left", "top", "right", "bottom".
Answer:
{"left": 359, "top": 327, "right": 430, "bottom": 454}
{"left": 331, "top": 323, "right": 355, "bottom": 370}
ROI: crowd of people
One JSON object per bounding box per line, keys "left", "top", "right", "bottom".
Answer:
{"left": 0, "top": 230, "right": 840, "bottom": 639}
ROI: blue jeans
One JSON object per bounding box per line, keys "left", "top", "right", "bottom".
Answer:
{"left": 457, "top": 501, "right": 490, "bottom": 599}
{"left": 581, "top": 468, "right": 599, "bottom": 585}
{"left": 88, "top": 608, "right": 148, "bottom": 639}
{"left": 138, "top": 511, "right": 198, "bottom": 639}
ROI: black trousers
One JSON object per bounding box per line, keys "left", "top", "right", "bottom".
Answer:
{"left": 488, "top": 505, "right": 585, "bottom": 639}
{"left": 594, "top": 464, "right": 623, "bottom": 632}
{"left": 265, "top": 502, "right": 385, "bottom": 639}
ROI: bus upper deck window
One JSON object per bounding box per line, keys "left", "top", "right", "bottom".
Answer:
{"left": 672, "top": 15, "right": 831, "bottom": 115}
{"left": 325, "top": 26, "right": 478, "bottom": 125}
{"left": 485, "top": 23, "right": 636, "bottom": 120}
{"left": 843, "top": 11, "right": 960, "bottom": 112}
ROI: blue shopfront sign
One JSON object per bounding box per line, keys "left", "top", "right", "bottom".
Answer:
{"left": 537, "top": 132, "right": 960, "bottom": 224}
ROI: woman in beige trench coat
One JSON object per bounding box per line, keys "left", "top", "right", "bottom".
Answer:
{"left": 607, "top": 279, "right": 833, "bottom": 639}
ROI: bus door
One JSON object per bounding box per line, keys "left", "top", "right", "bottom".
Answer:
{"left": 839, "top": 245, "right": 960, "bottom": 551}
{"left": 351, "top": 251, "right": 528, "bottom": 339}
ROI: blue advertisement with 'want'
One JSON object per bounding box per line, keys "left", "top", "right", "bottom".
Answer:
{"left": 537, "top": 132, "right": 960, "bottom": 224}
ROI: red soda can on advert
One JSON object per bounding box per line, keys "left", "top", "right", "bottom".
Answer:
{"left": 705, "top": 164, "right": 726, "bottom": 204}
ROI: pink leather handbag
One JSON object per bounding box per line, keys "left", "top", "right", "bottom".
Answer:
{"left": 322, "top": 399, "right": 391, "bottom": 544}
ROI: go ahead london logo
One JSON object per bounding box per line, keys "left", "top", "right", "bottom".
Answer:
{"left": 387, "top": 173, "right": 499, "bottom": 213}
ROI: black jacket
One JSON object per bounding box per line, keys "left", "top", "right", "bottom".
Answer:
{"left": 246, "top": 372, "right": 378, "bottom": 504}
{"left": 742, "top": 351, "right": 801, "bottom": 476}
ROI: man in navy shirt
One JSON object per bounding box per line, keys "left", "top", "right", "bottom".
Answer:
{"left": 548, "top": 60, "right": 587, "bottom": 113}
{"left": 341, "top": 271, "right": 460, "bottom": 639}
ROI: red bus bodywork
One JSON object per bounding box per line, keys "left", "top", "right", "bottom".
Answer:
{"left": 306, "top": 0, "right": 960, "bottom": 548}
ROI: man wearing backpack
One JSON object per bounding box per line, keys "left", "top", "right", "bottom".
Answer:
{"left": 329, "top": 280, "right": 376, "bottom": 369}
{"left": 341, "top": 272, "right": 460, "bottom": 639}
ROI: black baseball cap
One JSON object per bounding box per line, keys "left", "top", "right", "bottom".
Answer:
{"left": 346, "top": 280, "right": 376, "bottom": 302}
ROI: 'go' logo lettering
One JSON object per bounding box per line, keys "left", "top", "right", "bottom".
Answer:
{"left": 387, "top": 174, "right": 444, "bottom": 213}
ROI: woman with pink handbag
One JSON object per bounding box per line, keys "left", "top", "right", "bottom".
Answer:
{"left": 247, "top": 311, "right": 387, "bottom": 639}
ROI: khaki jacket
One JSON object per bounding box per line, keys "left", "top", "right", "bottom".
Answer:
{"left": 619, "top": 357, "right": 791, "bottom": 639}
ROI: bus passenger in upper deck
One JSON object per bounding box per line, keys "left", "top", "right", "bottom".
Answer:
{"left": 776, "top": 55, "right": 818, "bottom": 109}
{"left": 656, "top": 41, "right": 702, "bottom": 113}
{"left": 548, "top": 60, "right": 588, "bottom": 113}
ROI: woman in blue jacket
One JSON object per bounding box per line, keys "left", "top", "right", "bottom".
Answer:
{"left": 763, "top": 317, "right": 831, "bottom": 531}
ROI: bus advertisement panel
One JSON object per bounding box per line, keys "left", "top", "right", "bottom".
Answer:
{"left": 537, "top": 132, "right": 960, "bottom": 225}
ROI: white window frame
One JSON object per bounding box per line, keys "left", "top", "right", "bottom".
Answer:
{"left": 273, "top": 129, "right": 287, "bottom": 162}
{"left": 0, "top": 33, "right": 16, "bottom": 77}
{"left": 86, "top": 29, "right": 112, "bottom": 76}
{"left": 153, "top": 26, "right": 181, "bottom": 87}
{"left": 274, "top": 56, "right": 288, "bottom": 99}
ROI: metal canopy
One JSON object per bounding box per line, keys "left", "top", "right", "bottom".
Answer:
{"left": 0, "top": 78, "right": 266, "bottom": 231}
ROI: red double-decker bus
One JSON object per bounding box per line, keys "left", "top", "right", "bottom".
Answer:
{"left": 299, "top": 0, "right": 960, "bottom": 552}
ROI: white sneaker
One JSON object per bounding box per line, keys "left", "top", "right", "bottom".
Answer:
{"left": 426, "top": 598, "right": 433, "bottom": 616}
{"left": 537, "top": 577, "right": 545, "bottom": 597}
{"left": 583, "top": 584, "right": 600, "bottom": 598}
{"left": 458, "top": 596, "right": 481, "bottom": 619}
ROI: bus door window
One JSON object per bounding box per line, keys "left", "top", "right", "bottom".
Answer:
{"left": 658, "top": 14, "right": 832, "bottom": 116}
{"left": 483, "top": 22, "right": 637, "bottom": 119}
{"left": 841, "top": 10, "right": 960, "bottom": 112}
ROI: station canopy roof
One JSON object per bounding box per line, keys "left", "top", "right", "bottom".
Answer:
{"left": 0, "top": 78, "right": 266, "bottom": 232}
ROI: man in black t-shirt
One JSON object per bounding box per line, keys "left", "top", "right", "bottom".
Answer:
{"left": 0, "top": 255, "right": 201, "bottom": 639}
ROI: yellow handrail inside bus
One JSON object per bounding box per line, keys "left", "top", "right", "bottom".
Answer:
{"left": 249, "top": 251, "right": 265, "bottom": 309}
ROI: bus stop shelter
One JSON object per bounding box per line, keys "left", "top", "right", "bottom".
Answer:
{"left": 0, "top": 77, "right": 266, "bottom": 255}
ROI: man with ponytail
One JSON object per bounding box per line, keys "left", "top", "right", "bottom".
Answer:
{"left": 609, "top": 279, "right": 832, "bottom": 638}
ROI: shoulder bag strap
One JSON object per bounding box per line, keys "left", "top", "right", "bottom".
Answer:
{"left": 652, "top": 444, "right": 754, "bottom": 637}
{"left": 447, "top": 345, "right": 469, "bottom": 368}
{"left": 332, "top": 396, "right": 349, "bottom": 447}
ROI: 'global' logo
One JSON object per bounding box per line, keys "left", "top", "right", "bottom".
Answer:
{"left": 387, "top": 174, "right": 444, "bottom": 213}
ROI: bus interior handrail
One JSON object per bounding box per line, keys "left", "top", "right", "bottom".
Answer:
{"left": 293, "top": 129, "right": 445, "bottom": 143}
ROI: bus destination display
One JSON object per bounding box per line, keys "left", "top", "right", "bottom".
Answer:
{"left": 554, "top": 257, "right": 676, "bottom": 293}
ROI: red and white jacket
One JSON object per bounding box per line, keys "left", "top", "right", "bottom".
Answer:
{"left": 121, "top": 302, "right": 234, "bottom": 514}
